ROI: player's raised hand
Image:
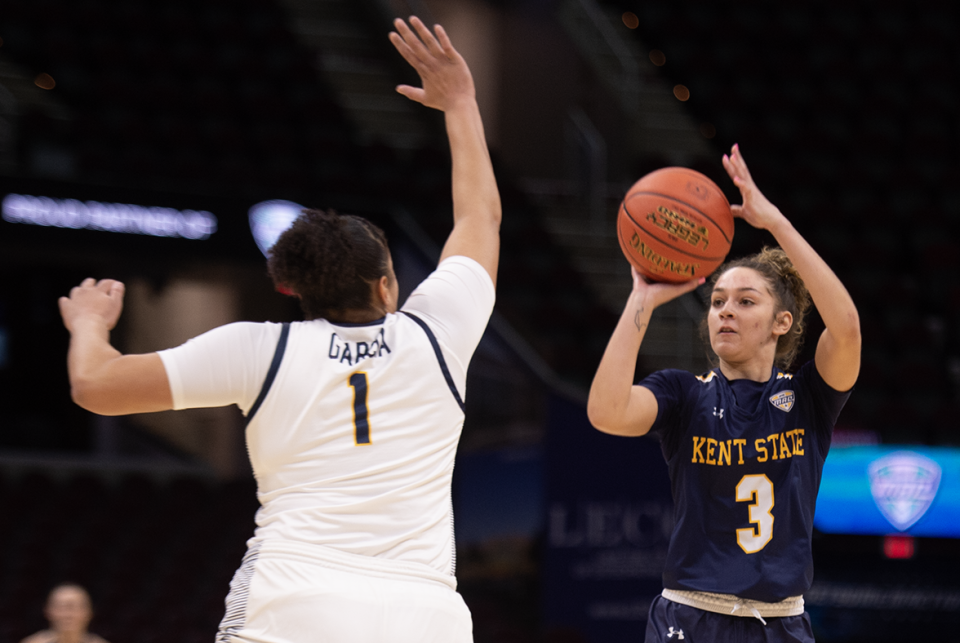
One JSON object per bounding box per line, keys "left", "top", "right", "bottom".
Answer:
{"left": 722, "top": 143, "right": 787, "bottom": 232}
{"left": 389, "top": 17, "right": 475, "bottom": 112}
{"left": 629, "top": 266, "right": 703, "bottom": 312}
{"left": 59, "top": 278, "right": 125, "bottom": 333}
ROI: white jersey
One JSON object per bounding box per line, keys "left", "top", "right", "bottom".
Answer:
{"left": 158, "top": 256, "right": 495, "bottom": 579}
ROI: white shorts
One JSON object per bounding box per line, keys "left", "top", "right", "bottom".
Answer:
{"left": 216, "top": 540, "right": 473, "bottom": 643}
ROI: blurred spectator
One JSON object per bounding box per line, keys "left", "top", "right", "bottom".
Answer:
{"left": 20, "top": 584, "right": 110, "bottom": 643}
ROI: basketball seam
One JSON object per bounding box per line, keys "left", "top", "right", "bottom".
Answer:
{"left": 621, "top": 204, "right": 729, "bottom": 261}
{"left": 625, "top": 190, "right": 733, "bottom": 245}
{"left": 635, "top": 167, "right": 728, "bottom": 213}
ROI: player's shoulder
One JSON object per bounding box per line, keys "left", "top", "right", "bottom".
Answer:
{"left": 789, "top": 359, "right": 853, "bottom": 405}
{"left": 20, "top": 631, "right": 55, "bottom": 643}
{"left": 662, "top": 368, "right": 701, "bottom": 379}
{"left": 195, "top": 320, "right": 282, "bottom": 336}
{"left": 784, "top": 360, "right": 821, "bottom": 388}
{"left": 770, "top": 367, "right": 797, "bottom": 391}
{"left": 694, "top": 368, "right": 721, "bottom": 384}
{"left": 407, "top": 255, "right": 495, "bottom": 304}
{"left": 640, "top": 369, "right": 704, "bottom": 401}
{"left": 439, "top": 254, "right": 494, "bottom": 281}
{"left": 205, "top": 320, "right": 288, "bottom": 345}
{"left": 643, "top": 368, "right": 696, "bottom": 385}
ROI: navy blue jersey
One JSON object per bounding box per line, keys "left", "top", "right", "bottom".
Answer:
{"left": 641, "top": 361, "right": 851, "bottom": 602}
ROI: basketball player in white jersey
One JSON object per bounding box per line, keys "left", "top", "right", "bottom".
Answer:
{"left": 58, "top": 17, "right": 500, "bottom": 643}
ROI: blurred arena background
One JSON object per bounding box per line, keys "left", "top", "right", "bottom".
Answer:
{"left": 1, "top": 0, "right": 959, "bottom": 641}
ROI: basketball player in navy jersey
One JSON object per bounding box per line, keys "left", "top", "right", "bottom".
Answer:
{"left": 588, "top": 144, "right": 860, "bottom": 642}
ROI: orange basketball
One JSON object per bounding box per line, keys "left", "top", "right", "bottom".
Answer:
{"left": 617, "top": 167, "right": 734, "bottom": 283}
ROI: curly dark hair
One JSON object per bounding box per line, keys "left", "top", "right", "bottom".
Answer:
{"left": 701, "top": 246, "right": 812, "bottom": 370}
{"left": 268, "top": 209, "right": 391, "bottom": 321}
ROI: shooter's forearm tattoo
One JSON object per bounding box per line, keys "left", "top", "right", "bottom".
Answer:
{"left": 634, "top": 308, "right": 646, "bottom": 333}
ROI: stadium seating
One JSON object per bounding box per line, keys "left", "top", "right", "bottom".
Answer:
{"left": 0, "top": 468, "right": 259, "bottom": 643}
{"left": 3, "top": 0, "right": 614, "bottom": 388}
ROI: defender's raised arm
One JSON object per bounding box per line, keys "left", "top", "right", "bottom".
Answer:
{"left": 390, "top": 17, "right": 501, "bottom": 285}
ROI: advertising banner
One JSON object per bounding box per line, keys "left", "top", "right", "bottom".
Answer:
{"left": 815, "top": 446, "right": 960, "bottom": 537}
{"left": 542, "top": 394, "right": 673, "bottom": 642}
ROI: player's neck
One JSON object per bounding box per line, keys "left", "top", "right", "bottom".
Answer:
{"left": 718, "top": 357, "right": 774, "bottom": 383}
{"left": 53, "top": 630, "right": 88, "bottom": 643}
{"left": 327, "top": 306, "right": 387, "bottom": 324}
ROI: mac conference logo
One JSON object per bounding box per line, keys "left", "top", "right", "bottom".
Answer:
{"left": 868, "top": 451, "right": 941, "bottom": 531}
{"left": 768, "top": 390, "right": 795, "bottom": 412}
{"left": 248, "top": 200, "right": 305, "bottom": 257}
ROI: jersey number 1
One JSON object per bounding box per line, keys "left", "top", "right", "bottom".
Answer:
{"left": 349, "top": 373, "right": 371, "bottom": 445}
{"left": 735, "top": 474, "right": 773, "bottom": 554}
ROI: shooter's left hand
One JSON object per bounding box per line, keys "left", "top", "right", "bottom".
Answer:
{"left": 722, "top": 143, "right": 788, "bottom": 232}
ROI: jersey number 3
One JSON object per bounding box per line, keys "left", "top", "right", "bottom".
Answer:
{"left": 736, "top": 474, "right": 773, "bottom": 554}
{"left": 349, "top": 373, "right": 371, "bottom": 445}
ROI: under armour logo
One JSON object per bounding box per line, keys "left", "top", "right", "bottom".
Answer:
{"left": 667, "top": 627, "right": 684, "bottom": 640}
{"left": 713, "top": 407, "right": 724, "bottom": 419}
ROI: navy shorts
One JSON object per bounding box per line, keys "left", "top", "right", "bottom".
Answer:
{"left": 645, "top": 594, "right": 815, "bottom": 643}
